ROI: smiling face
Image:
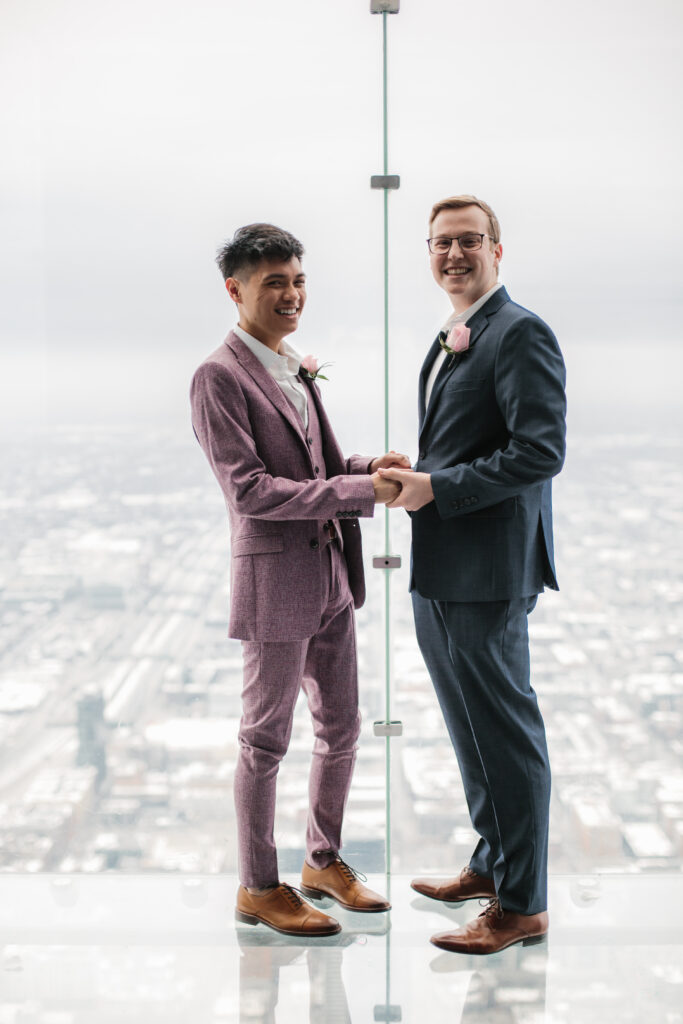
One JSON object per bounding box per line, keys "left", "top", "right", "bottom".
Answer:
{"left": 226, "top": 256, "right": 306, "bottom": 352}
{"left": 429, "top": 205, "right": 502, "bottom": 314}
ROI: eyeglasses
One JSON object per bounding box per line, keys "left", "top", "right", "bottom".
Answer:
{"left": 426, "top": 233, "right": 495, "bottom": 255}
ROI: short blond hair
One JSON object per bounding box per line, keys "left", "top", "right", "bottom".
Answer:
{"left": 429, "top": 194, "right": 501, "bottom": 244}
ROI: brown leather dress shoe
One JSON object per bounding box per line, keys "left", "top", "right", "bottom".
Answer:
{"left": 300, "top": 858, "right": 391, "bottom": 912}
{"left": 235, "top": 883, "right": 341, "bottom": 936}
{"left": 411, "top": 866, "right": 496, "bottom": 903}
{"left": 430, "top": 898, "right": 548, "bottom": 955}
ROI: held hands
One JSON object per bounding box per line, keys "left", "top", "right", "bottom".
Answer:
{"left": 368, "top": 451, "right": 432, "bottom": 510}
{"left": 377, "top": 468, "right": 434, "bottom": 511}
{"left": 369, "top": 451, "right": 412, "bottom": 474}
{"left": 370, "top": 451, "right": 412, "bottom": 505}
{"left": 372, "top": 472, "right": 401, "bottom": 505}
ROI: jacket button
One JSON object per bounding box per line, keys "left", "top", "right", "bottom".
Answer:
{"left": 307, "top": 436, "right": 313, "bottom": 445}
{"left": 419, "top": 450, "right": 427, "bottom": 460}
{"left": 314, "top": 466, "right": 320, "bottom": 474}
{"left": 310, "top": 538, "right": 320, "bottom": 549}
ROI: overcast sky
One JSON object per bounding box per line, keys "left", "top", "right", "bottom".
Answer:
{"left": 1, "top": 0, "right": 682, "bottom": 443}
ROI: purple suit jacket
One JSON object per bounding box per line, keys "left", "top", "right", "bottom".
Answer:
{"left": 190, "top": 333, "right": 376, "bottom": 641}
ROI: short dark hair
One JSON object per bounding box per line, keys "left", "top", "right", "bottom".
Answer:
{"left": 216, "top": 223, "right": 305, "bottom": 281}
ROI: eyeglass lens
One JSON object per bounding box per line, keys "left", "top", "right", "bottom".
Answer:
{"left": 429, "top": 234, "right": 484, "bottom": 253}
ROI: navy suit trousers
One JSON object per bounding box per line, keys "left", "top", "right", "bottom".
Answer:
{"left": 412, "top": 592, "right": 550, "bottom": 915}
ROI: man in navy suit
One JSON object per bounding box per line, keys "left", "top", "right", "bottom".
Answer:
{"left": 379, "top": 195, "right": 566, "bottom": 954}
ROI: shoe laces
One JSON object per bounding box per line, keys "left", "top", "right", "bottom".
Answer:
{"left": 278, "top": 883, "right": 306, "bottom": 910}
{"left": 335, "top": 857, "right": 367, "bottom": 885}
{"left": 479, "top": 897, "right": 504, "bottom": 921}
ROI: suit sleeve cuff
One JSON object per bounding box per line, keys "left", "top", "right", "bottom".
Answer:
{"left": 335, "top": 476, "right": 376, "bottom": 519}
{"left": 431, "top": 468, "right": 481, "bottom": 519}
{"left": 347, "top": 453, "right": 375, "bottom": 475}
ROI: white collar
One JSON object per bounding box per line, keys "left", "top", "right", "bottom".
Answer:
{"left": 233, "top": 325, "right": 303, "bottom": 380}
{"left": 443, "top": 282, "right": 503, "bottom": 330}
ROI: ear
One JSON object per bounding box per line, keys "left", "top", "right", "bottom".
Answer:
{"left": 225, "top": 277, "right": 241, "bottom": 304}
{"left": 493, "top": 242, "right": 503, "bottom": 269}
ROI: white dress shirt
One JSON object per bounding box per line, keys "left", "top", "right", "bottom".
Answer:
{"left": 233, "top": 325, "right": 309, "bottom": 428}
{"left": 425, "top": 282, "right": 503, "bottom": 408}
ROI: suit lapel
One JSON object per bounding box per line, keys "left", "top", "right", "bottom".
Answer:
{"left": 419, "top": 287, "right": 511, "bottom": 441}
{"left": 301, "top": 375, "right": 346, "bottom": 474}
{"left": 419, "top": 348, "right": 465, "bottom": 442}
{"left": 418, "top": 335, "right": 442, "bottom": 427}
{"left": 226, "top": 333, "right": 309, "bottom": 447}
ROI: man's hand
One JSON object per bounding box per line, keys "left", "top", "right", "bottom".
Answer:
{"left": 377, "top": 468, "right": 434, "bottom": 511}
{"left": 371, "top": 472, "right": 402, "bottom": 505}
{"left": 369, "top": 451, "right": 412, "bottom": 474}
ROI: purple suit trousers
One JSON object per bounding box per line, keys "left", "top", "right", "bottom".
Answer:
{"left": 235, "top": 540, "right": 359, "bottom": 886}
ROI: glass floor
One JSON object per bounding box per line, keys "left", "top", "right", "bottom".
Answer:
{"left": 1, "top": 873, "right": 681, "bottom": 1022}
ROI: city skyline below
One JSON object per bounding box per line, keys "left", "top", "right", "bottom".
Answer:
{"left": 1, "top": 426, "right": 681, "bottom": 876}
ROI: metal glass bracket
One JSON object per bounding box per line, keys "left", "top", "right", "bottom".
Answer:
{"left": 373, "top": 721, "right": 403, "bottom": 737}
{"left": 371, "top": 175, "right": 400, "bottom": 190}
{"left": 372, "top": 555, "right": 401, "bottom": 569}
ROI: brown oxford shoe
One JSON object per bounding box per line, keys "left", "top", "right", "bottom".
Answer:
{"left": 235, "top": 883, "right": 341, "bottom": 937}
{"left": 411, "top": 866, "right": 496, "bottom": 903}
{"left": 430, "top": 898, "right": 548, "bottom": 955}
{"left": 301, "top": 857, "right": 391, "bottom": 913}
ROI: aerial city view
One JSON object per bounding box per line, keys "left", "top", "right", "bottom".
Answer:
{"left": 1, "top": 426, "right": 681, "bottom": 876}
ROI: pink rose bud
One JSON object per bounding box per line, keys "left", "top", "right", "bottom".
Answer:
{"left": 445, "top": 324, "right": 470, "bottom": 354}
{"left": 300, "top": 354, "right": 319, "bottom": 373}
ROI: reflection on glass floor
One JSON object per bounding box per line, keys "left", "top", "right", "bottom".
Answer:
{"left": 1, "top": 874, "right": 681, "bottom": 1022}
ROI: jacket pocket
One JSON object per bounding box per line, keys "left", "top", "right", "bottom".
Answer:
{"left": 445, "top": 377, "right": 485, "bottom": 393}
{"left": 232, "top": 535, "right": 285, "bottom": 556}
{"left": 463, "top": 497, "right": 517, "bottom": 519}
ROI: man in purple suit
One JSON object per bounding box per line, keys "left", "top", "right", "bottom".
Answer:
{"left": 191, "top": 223, "right": 405, "bottom": 937}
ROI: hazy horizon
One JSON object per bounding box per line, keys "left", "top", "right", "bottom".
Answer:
{"left": 2, "top": 0, "right": 682, "bottom": 445}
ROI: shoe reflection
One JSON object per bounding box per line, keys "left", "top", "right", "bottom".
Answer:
{"left": 430, "top": 942, "right": 548, "bottom": 1022}
{"left": 237, "top": 930, "right": 355, "bottom": 1023}
{"left": 410, "top": 893, "right": 474, "bottom": 922}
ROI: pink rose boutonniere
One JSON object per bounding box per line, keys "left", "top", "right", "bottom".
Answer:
{"left": 438, "top": 323, "right": 471, "bottom": 367}
{"left": 444, "top": 323, "right": 471, "bottom": 355}
{"left": 299, "top": 355, "right": 331, "bottom": 382}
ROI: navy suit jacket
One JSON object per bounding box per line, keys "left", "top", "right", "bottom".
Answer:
{"left": 411, "top": 286, "right": 566, "bottom": 602}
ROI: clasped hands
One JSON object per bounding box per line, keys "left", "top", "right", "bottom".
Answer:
{"left": 370, "top": 452, "right": 434, "bottom": 512}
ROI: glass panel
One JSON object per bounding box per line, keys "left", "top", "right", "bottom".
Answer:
{"left": 2, "top": 1, "right": 681, "bottom": 883}
{"left": 385, "top": 434, "right": 683, "bottom": 876}
{"left": 0, "top": 429, "right": 396, "bottom": 874}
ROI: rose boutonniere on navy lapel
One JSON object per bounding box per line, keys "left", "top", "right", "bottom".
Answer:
{"left": 299, "top": 355, "right": 331, "bottom": 382}
{"left": 439, "top": 324, "right": 471, "bottom": 367}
